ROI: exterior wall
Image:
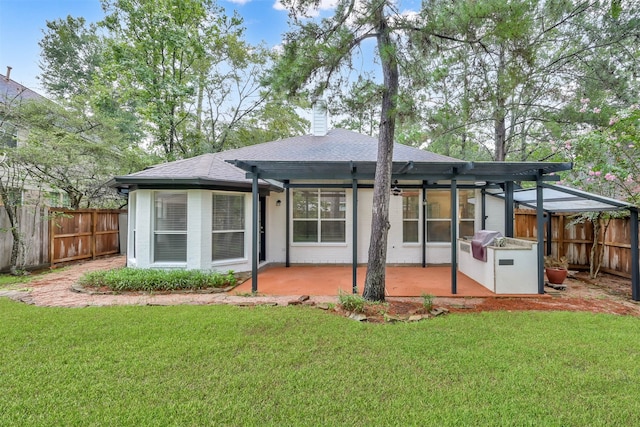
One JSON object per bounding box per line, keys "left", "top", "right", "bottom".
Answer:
{"left": 386, "top": 191, "right": 422, "bottom": 264}
{"left": 128, "top": 189, "right": 254, "bottom": 273}
{"left": 187, "top": 190, "right": 212, "bottom": 269}
{"left": 357, "top": 190, "right": 373, "bottom": 263}
{"left": 128, "top": 186, "right": 487, "bottom": 272}
{"left": 288, "top": 187, "right": 354, "bottom": 264}
{"left": 484, "top": 192, "right": 506, "bottom": 234}
{"left": 265, "top": 194, "right": 287, "bottom": 263}
{"left": 459, "top": 238, "right": 539, "bottom": 294}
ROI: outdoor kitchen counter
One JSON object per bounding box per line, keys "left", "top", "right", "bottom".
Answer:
{"left": 458, "top": 237, "right": 539, "bottom": 294}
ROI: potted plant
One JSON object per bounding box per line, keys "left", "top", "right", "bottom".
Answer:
{"left": 544, "top": 256, "right": 569, "bottom": 285}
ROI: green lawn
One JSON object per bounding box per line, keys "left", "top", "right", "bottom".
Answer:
{"left": 1, "top": 298, "right": 639, "bottom": 426}
{"left": 0, "top": 267, "right": 66, "bottom": 289}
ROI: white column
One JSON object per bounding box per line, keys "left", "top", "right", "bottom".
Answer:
{"left": 135, "top": 190, "right": 152, "bottom": 268}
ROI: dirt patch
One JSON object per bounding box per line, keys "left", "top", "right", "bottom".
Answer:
{"left": 403, "top": 272, "right": 639, "bottom": 319}
{"left": 331, "top": 272, "right": 640, "bottom": 322}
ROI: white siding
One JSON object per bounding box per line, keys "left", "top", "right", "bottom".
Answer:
{"left": 128, "top": 189, "right": 253, "bottom": 272}
{"left": 187, "top": 190, "right": 211, "bottom": 269}
{"left": 132, "top": 190, "right": 152, "bottom": 268}
{"left": 386, "top": 193, "right": 422, "bottom": 264}
{"left": 129, "top": 186, "right": 496, "bottom": 272}
{"left": 266, "top": 195, "right": 287, "bottom": 263}
{"left": 127, "top": 192, "right": 137, "bottom": 267}
{"left": 357, "top": 190, "right": 373, "bottom": 263}
{"left": 485, "top": 193, "right": 506, "bottom": 234}
{"left": 311, "top": 101, "right": 328, "bottom": 136}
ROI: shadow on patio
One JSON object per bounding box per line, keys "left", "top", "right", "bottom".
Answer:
{"left": 232, "top": 265, "right": 498, "bottom": 297}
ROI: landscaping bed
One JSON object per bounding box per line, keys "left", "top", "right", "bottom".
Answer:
{"left": 1, "top": 256, "right": 639, "bottom": 317}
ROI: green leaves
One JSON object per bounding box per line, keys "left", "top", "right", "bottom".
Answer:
{"left": 77, "top": 267, "right": 238, "bottom": 292}
{"left": 566, "top": 106, "right": 640, "bottom": 204}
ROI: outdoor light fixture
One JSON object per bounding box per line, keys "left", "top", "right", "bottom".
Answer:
{"left": 276, "top": 199, "right": 282, "bottom": 206}
{"left": 391, "top": 180, "right": 402, "bottom": 196}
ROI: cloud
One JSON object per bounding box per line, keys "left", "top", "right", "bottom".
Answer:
{"left": 228, "top": 0, "right": 252, "bottom": 4}
{"left": 273, "top": 0, "right": 339, "bottom": 17}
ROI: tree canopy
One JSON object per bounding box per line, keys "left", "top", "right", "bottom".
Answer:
{"left": 37, "top": 0, "right": 308, "bottom": 162}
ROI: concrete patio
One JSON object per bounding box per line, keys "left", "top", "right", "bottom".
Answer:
{"left": 234, "top": 265, "right": 502, "bottom": 297}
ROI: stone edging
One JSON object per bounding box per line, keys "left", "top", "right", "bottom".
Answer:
{"left": 70, "top": 283, "right": 236, "bottom": 295}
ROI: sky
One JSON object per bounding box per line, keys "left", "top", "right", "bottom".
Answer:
{"left": 0, "top": 0, "right": 299, "bottom": 94}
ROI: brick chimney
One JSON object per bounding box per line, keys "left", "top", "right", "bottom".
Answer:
{"left": 311, "top": 99, "right": 328, "bottom": 136}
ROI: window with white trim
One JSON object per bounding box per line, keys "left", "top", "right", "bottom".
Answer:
{"left": 212, "top": 193, "right": 245, "bottom": 261}
{"left": 0, "top": 122, "right": 17, "bottom": 148}
{"left": 153, "top": 192, "right": 187, "bottom": 262}
{"left": 402, "top": 191, "right": 420, "bottom": 243}
{"left": 458, "top": 189, "right": 476, "bottom": 238}
{"left": 293, "top": 189, "right": 346, "bottom": 243}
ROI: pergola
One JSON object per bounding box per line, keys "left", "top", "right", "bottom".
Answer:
{"left": 490, "top": 184, "right": 639, "bottom": 300}
{"left": 229, "top": 159, "right": 639, "bottom": 299}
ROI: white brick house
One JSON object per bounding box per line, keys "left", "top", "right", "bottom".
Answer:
{"left": 111, "top": 120, "right": 571, "bottom": 293}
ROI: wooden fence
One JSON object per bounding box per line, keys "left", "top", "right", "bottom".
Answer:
{"left": 0, "top": 205, "right": 49, "bottom": 270}
{"left": 515, "top": 209, "right": 638, "bottom": 278}
{"left": 49, "top": 209, "right": 125, "bottom": 266}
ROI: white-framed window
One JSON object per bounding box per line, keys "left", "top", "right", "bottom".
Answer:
{"left": 402, "top": 191, "right": 420, "bottom": 243}
{"left": 292, "top": 189, "right": 346, "bottom": 243}
{"left": 212, "top": 193, "right": 245, "bottom": 261}
{"left": 0, "top": 122, "right": 17, "bottom": 148}
{"left": 458, "top": 189, "right": 476, "bottom": 238}
{"left": 426, "top": 189, "right": 475, "bottom": 242}
{"left": 45, "top": 191, "right": 70, "bottom": 208}
{"left": 153, "top": 191, "right": 187, "bottom": 262}
{"left": 0, "top": 187, "right": 21, "bottom": 207}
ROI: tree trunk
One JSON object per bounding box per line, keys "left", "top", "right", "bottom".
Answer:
{"left": 1, "top": 193, "right": 22, "bottom": 275}
{"left": 363, "top": 8, "right": 398, "bottom": 302}
{"left": 9, "top": 226, "right": 21, "bottom": 275}
{"left": 590, "top": 215, "right": 611, "bottom": 279}
{"left": 494, "top": 46, "right": 507, "bottom": 161}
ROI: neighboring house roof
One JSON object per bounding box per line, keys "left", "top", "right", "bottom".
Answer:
{"left": 111, "top": 129, "right": 467, "bottom": 191}
{"left": 0, "top": 73, "right": 45, "bottom": 104}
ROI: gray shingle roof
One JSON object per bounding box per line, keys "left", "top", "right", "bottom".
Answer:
{"left": 218, "top": 129, "right": 460, "bottom": 163}
{"left": 127, "top": 154, "right": 249, "bottom": 183}
{"left": 113, "top": 129, "right": 462, "bottom": 188}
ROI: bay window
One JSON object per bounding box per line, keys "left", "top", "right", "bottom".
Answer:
{"left": 212, "top": 193, "right": 245, "bottom": 261}
{"left": 154, "top": 192, "right": 187, "bottom": 262}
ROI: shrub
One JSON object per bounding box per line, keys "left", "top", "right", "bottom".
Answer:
{"left": 421, "top": 293, "right": 434, "bottom": 311}
{"left": 337, "top": 290, "right": 366, "bottom": 313}
{"left": 78, "top": 268, "right": 237, "bottom": 292}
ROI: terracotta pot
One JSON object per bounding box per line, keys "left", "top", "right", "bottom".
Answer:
{"left": 546, "top": 267, "right": 568, "bottom": 285}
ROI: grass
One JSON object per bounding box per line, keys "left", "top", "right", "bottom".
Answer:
{"left": 0, "top": 274, "right": 31, "bottom": 288}
{"left": 1, "top": 298, "right": 639, "bottom": 425}
{"left": 0, "top": 267, "right": 65, "bottom": 289}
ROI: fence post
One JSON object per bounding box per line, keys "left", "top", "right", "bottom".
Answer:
{"left": 92, "top": 210, "right": 97, "bottom": 260}
{"left": 49, "top": 212, "right": 56, "bottom": 267}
